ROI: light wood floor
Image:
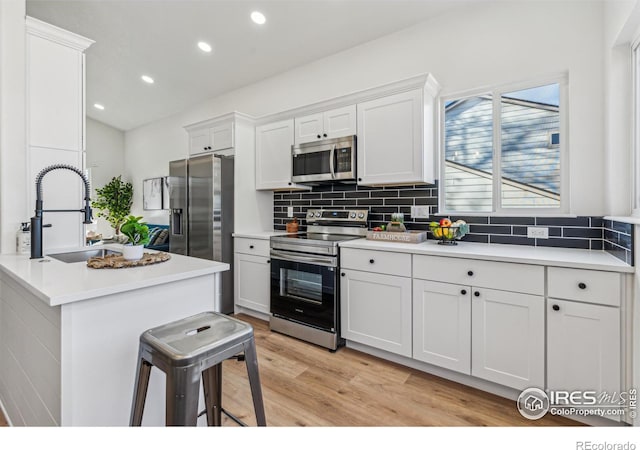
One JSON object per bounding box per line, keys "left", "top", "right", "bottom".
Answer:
{"left": 0, "top": 314, "right": 579, "bottom": 427}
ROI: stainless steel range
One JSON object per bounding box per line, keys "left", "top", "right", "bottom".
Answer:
{"left": 269, "top": 209, "right": 368, "bottom": 350}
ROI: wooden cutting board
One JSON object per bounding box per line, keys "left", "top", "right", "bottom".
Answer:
{"left": 87, "top": 252, "right": 171, "bottom": 269}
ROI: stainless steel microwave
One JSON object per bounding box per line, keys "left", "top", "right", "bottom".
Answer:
{"left": 291, "top": 135, "right": 356, "bottom": 183}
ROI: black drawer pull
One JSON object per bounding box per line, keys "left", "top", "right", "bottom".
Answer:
{"left": 249, "top": 245, "right": 254, "bottom": 249}
{"left": 578, "top": 282, "right": 586, "bottom": 290}
{"left": 341, "top": 273, "right": 345, "bottom": 277}
{"left": 461, "top": 289, "right": 467, "bottom": 295}
{"left": 552, "top": 304, "right": 560, "bottom": 311}
{"left": 467, "top": 270, "right": 474, "bottom": 276}
{"left": 267, "top": 260, "right": 270, "bottom": 264}
{"left": 369, "top": 259, "right": 375, "bottom": 264}
{"left": 317, "top": 134, "right": 321, "bottom": 139}
{"left": 474, "top": 291, "right": 480, "bottom": 297}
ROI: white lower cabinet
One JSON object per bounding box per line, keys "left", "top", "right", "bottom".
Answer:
{"left": 413, "top": 279, "right": 544, "bottom": 390}
{"left": 413, "top": 279, "right": 471, "bottom": 374}
{"left": 340, "top": 268, "right": 412, "bottom": 357}
{"left": 471, "top": 288, "right": 545, "bottom": 390}
{"left": 547, "top": 298, "right": 620, "bottom": 399}
{"left": 234, "top": 238, "right": 271, "bottom": 315}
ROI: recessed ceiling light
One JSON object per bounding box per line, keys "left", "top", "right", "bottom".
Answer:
{"left": 141, "top": 75, "right": 154, "bottom": 84}
{"left": 251, "top": 11, "right": 266, "bottom": 25}
{"left": 197, "top": 41, "right": 212, "bottom": 53}
{"left": 93, "top": 103, "right": 105, "bottom": 110}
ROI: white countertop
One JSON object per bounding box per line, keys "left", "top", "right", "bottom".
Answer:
{"left": 339, "top": 239, "right": 634, "bottom": 273}
{"left": 232, "top": 231, "right": 287, "bottom": 239}
{"left": 0, "top": 245, "right": 229, "bottom": 307}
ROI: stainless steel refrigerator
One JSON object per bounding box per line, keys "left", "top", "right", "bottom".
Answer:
{"left": 169, "top": 154, "right": 234, "bottom": 313}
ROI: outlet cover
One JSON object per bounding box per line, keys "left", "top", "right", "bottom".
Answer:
{"left": 527, "top": 227, "right": 549, "bottom": 239}
{"left": 287, "top": 206, "right": 294, "bottom": 218}
{"left": 411, "top": 206, "right": 430, "bottom": 219}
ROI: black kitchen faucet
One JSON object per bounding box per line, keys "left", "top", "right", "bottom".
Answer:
{"left": 30, "top": 164, "right": 93, "bottom": 259}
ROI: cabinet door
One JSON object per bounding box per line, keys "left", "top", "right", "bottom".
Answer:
{"left": 210, "top": 122, "right": 234, "bottom": 151}
{"left": 323, "top": 105, "right": 356, "bottom": 140}
{"left": 234, "top": 253, "right": 271, "bottom": 314}
{"left": 340, "top": 269, "right": 412, "bottom": 357}
{"left": 547, "top": 299, "right": 620, "bottom": 403}
{"left": 256, "top": 119, "right": 295, "bottom": 190}
{"left": 413, "top": 280, "right": 471, "bottom": 374}
{"left": 189, "top": 128, "right": 210, "bottom": 155}
{"left": 28, "top": 34, "right": 83, "bottom": 151}
{"left": 294, "top": 112, "right": 324, "bottom": 145}
{"left": 471, "top": 288, "right": 544, "bottom": 390}
{"left": 357, "top": 89, "right": 426, "bottom": 185}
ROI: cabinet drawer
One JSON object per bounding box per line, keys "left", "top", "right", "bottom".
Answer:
{"left": 413, "top": 255, "right": 543, "bottom": 295}
{"left": 341, "top": 248, "right": 411, "bottom": 277}
{"left": 547, "top": 267, "right": 620, "bottom": 307}
{"left": 234, "top": 238, "right": 270, "bottom": 257}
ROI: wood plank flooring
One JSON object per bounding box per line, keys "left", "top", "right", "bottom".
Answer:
{"left": 0, "top": 314, "right": 580, "bottom": 427}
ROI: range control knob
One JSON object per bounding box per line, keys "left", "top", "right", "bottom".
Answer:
{"left": 358, "top": 213, "right": 365, "bottom": 219}
{"left": 307, "top": 211, "right": 314, "bottom": 218}
{"left": 315, "top": 212, "right": 321, "bottom": 218}
{"left": 350, "top": 212, "right": 356, "bottom": 219}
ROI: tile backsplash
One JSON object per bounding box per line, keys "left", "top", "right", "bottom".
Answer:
{"left": 273, "top": 183, "right": 634, "bottom": 265}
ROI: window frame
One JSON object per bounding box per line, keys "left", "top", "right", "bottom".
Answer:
{"left": 438, "top": 75, "right": 569, "bottom": 216}
{"left": 632, "top": 39, "right": 640, "bottom": 217}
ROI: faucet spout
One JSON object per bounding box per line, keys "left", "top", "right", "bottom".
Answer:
{"left": 30, "top": 164, "right": 92, "bottom": 259}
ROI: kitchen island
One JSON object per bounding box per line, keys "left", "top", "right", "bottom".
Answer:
{"left": 0, "top": 245, "right": 229, "bottom": 426}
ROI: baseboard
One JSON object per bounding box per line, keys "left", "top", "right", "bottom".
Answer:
{"left": 233, "top": 305, "right": 270, "bottom": 322}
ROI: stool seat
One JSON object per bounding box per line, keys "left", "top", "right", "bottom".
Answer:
{"left": 142, "top": 313, "right": 253, "bottom": 366}
{"left": 130, "top": 312, "right": 266, "bottom": 427}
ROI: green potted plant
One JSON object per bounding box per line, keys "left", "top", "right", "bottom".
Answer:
{"left": 119, "top": 215, "right": 150, "bottom": 260}
{"left": 92, "top": 176, "right": 133, "bottom": 238}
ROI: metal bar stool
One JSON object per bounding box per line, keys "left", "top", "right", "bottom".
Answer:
{"left": 130, "top": 312, "right": 267, "bottom": 426}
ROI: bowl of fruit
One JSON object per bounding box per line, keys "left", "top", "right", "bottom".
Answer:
{"left": 429, "top": 219, "right": 468, "bottom": 245}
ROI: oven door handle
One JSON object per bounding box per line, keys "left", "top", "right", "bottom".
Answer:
{"left": 329, "top": 144, "right": 336, "bottom": 179}
{"left": 270, "top": 250, "right": 337, "bottom": 267}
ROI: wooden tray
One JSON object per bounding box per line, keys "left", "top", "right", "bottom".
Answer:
{"left": 365, "top": 230, "right": 427, "bottom": 243}
{"left": 87, "top": 252, "right": 171, "bottom": 269}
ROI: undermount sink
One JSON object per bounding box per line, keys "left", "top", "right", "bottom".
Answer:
{"left": 47, "top": 248, "right": 121, "bottom": 263}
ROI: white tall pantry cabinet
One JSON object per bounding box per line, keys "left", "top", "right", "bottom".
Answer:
{"left": 26, "top": 17, "right": 93, "bottom": 252}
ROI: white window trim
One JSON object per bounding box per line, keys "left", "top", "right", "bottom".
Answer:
{"left": 438, "top": 74, "right": 569, "bottom": 216}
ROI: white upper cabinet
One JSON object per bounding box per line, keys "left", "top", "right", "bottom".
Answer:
{"left": 357, "top": 75, "right": 439, "bottom": 186}
{"left": 27, "top": 17, "right": 93, "bottom": 152}
{"left": 255, "top": 119, "right": 308, "bottom": 190}
{"left": 185, "top": 118, "right": 234, "bottom": 156}
{"left": 294, "top": 105, "right": 356, "bottom": 145}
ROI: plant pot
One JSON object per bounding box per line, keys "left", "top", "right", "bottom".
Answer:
{"left": 122, "top": 244, "right": 144, "bottom": 261}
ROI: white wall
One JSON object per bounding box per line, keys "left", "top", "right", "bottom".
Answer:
{"left": 126, "top": 1, "right": 607, "bottom": 219}
{"left": 85, "top": 117, "right": 125, "bottom": 236}
{"left": 0, "top": 0, "right": 27, "bottom": 253}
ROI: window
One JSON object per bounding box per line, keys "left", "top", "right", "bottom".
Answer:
{"left": 441, "top": 78, "right": 568, "bottom": 214}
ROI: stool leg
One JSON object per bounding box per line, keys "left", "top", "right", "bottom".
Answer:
{"left": 166, "top": 366, "right": 201, "bottom": 426}
{"left": 130, "top": 352, "right": 152, "bottom": 426}
{"left": 243, "top": 337, "right": 266, "bottom": 426}
{"left": 202, "top": 364, "right": 222, "bottom": 426}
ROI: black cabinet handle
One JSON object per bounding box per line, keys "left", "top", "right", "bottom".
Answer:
{"left": 267, "top": 259, "right": 270, "bottom": 264}
{"left": 249, "top": 245, "right": 254, "bottom": 249}
{"left": 474, "top": 291, "right": 480, "bottom": 297}
{"left": 358, "top": 178, "right": 362, "bottom": 182}
{"left": 461, "top": 289, "right": 467, "bottom": 295}
{"left": 288, "top": 182, "right": 292, "bottom": 186}
{"left": 323, "top": 133, "right": 327, "bottom": 138}
{"left": 552, "top": 304, "right": 560, "bottom": 311}
{"left": 578, "top": 282, "right": 586, "bottom": 290}
{"left": 317, "top": 134, "right": 321, "bottom": 139}
{"left": 369, "top": 259, "right": 375, "bottom": 264}
{"left": 341, "top": 273, "right": 345, "bottom": 277}
{"left": 467, "top": 270, "right": 474, "bottom": 276}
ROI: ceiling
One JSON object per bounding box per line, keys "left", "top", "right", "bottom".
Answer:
{"left": 26, "top": 0, "right": 471, "bottom": 131}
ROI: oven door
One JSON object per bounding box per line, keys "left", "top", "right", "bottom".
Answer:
{"left": 270, "top": 251, "right": 338, "bottom": 332}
